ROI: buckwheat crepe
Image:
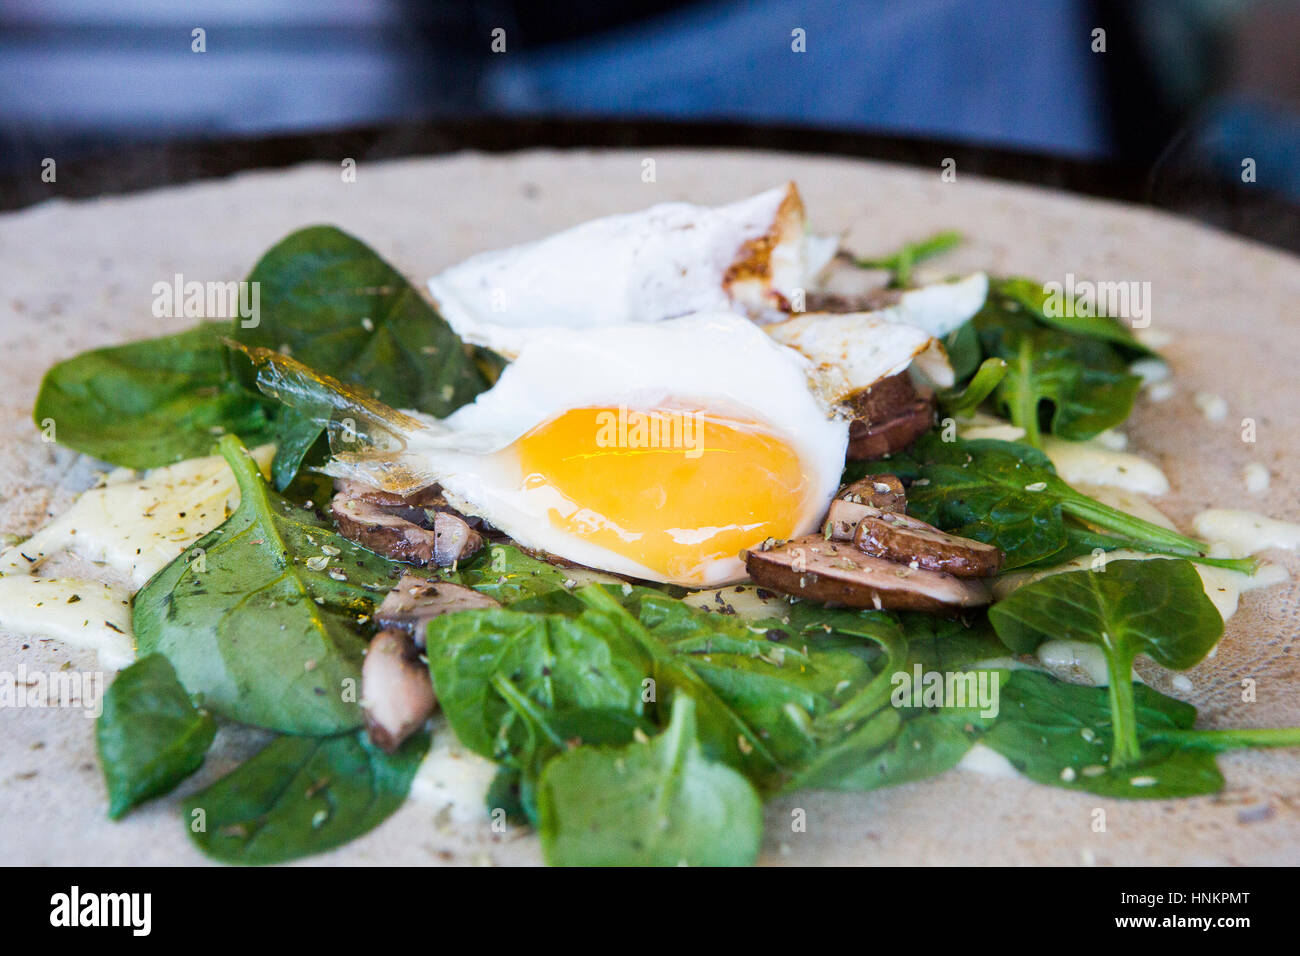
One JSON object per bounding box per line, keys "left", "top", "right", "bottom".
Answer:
{"left": 1, "top": 148, "right": 1297, "bottom": 865}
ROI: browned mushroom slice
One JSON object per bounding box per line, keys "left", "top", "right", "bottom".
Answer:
{"left": 331, "top": 492, "right": 483, "bottom": 566}
{"left": 362, "top": 629, "right": 435, "bottom": 753}
{"left": 846, "top": 399, "right": 933, "bottom": 460}
{"left": 824, "top": 475, "right": 907, "bottom": 540}
{"left": 841, "top": 370, "right": 918, "bottom": 421}
{"left": 853, "top": 511, "right": 1004, "bottom": 578}
{"left": 376, "top": 574, "right": 500, "bottom": 644}
{"left": 745, "top": 535, "right": 991, "bottom": 612}
{"left": 840, "top": 372, "right": 934, "bottom": 461}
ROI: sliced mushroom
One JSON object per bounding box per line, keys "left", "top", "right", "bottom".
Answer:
{"left": 745, "top": 535, "right": 992, "bottom": 612}
{"left": 362, "top": 629, "right": 435, "bottom": 753}
{"left": 852, "top": 511, "right": 1004, "bottom": 578}
{"left": 840, "top": 372, "right": 934, "bottom": 460}
{"left": 333, "top": 478, "right": 447, "bottom": 510}
{"left": 376, "top": 574, "right": 500, "bottom": 645}
{"left": 825, "top": 475, "right": 908, "bottom": 539}
{"left": 846, "top": 400, "right": 933, "bottom": 460}
{"left": 331, "top": 492, "right": 483, "bottom": 566}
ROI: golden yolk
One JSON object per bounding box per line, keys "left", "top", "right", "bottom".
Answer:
{"left": 513, "top": 405, "right": 812, "bottom": 584}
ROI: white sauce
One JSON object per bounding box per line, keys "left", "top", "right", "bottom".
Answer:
{"left": 1036, "top": 639, "right": 1116, "bottom": 687}
{"left": 1194, "top": 509, "right": 1300, "bottom": 558}
{"left": 409, "top": 717, "right": 499, "bottom": 822}
{"left": 957, "top": 743, "right": 1020, "bottom": 778}
{"left": 1243, "top": 463, "right": 1271, "bottom": 494}
{"left": 1194, "top": 391, "right": 1228, "bottom": 422}
{"left": 1041, "top": 438, "right": 1169, "bottom": 496}
{"left": 1135, "top": 327, "right": 1173, "bottom": 349}
{"left": 1129, "top": 358, "right": 1169, "bottom": 386}
{"left": 0, "top": 577, "right": 133, "bottom": 669}
{"left": 1147, "top": 381, "right": 1175, "bottom": 402}
{"left": 0, "top": 446, "right": 273, "bottom": 588}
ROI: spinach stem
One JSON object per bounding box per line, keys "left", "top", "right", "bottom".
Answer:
{"left": 1059, "top": 489, "right": 1206, "bottom": 554}
{"left": 1103, "top": 644, "right": 1141, "bottom": 767}
{"left": 1012, "top": 337, "right": 1041, "bottom": 447}
{"left": 1148, "top": 727, "right": 1300, "bottom": 750}
{"left": 853, "top": 231, "right": 963, "bottom": 288}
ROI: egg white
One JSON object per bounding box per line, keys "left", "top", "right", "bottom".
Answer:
{"left": 427, "top": 183, "right": 835, "bottom": 359}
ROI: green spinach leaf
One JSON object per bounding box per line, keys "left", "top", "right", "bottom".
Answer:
{"left": 424, "top": 597, "right": 652, "bottom": 763}
{"left": 33, "top": 323, "right": 273, "bottom": 469}
{"left": 96, "top": 653, "right": 217, "bottom": 819}
{"left": 993, "top": 325, "right": 1142, "bottom": 446}
{"left": 989, "top": 560, "right": 1223, "bottom": 766}
{"left": 232, "top": 226, "right": 491, "bottom": 487}
{"left": 184, "top": 728, "right": 427, "bottom": 864}
{"left": 536, "top": 696, "right": 763, "bottom": 866}
{"left": 980, "top": 670, "right": 1226, "bottom": 798}
{"left": 861, "top": 434, "right": 1247, "bottom": 571}
{"left": 134, "top": 435, "right": 400, "bottom": 736}
{"left": 994, "top": 277, "right": 1156, "bottom": 358}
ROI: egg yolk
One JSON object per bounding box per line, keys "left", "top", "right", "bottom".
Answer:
{"left": 513, "top": 405, "right": 812, "bottom": 584}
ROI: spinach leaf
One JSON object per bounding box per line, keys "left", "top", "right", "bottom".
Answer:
{"left": 485, "top": 686, "right": 654, "bottom": 826}
{"left": 943, "top": 319, "right": 984, "bottom": 382}
{"left": 96, "top": 653, "right": 217, "bottom": 819}
{"left": 993, "top": 324, "right": 1142, "bottom": 446}
{"left": 536, "top": 696, "right": 763, "bottom": 866}
{"left": 791, "top": 709, "right": 974, "bottom": 792}
{"left": 900, "top": 611, "right": 1012, "bottom": 673}
{"left": 134, "top": 435, "right": 399, "bottom": 736}
{"left": 938, "top": 277, "right": 1157, "bottom": 444}
{"left": 232, "top": 226, "right": 491, "bottom": 488}
{"left": 980, "top": 670, "right": 1226, "bottom": 798}
{"left": 936, "top": 357, "right": 1007, "bottom": 418}
{"left": 633, "top": 591, "right": 888, "bottom": 769}
{"left": 854, "top": 231, "right": 963, "bottom": 288}
{"left": 861, "top": 434, "right": 1246, "bottom": 571}
{"left": 33, "top": 323, "right": 273, "bottom": 469}
{"left": 424, "top": 598, "right": 652, "bottom": 763}
{"left": 989, "top": 560, "right": 1223, "bottom": 767}
{"left": 995, "top": 277, "right": 1156, "bottom": 358}
{"left": 184, "top": 728, "right": 427, "bottom": 864}
{"left": 443, "top": 543, "right": 576, "bottom": 605}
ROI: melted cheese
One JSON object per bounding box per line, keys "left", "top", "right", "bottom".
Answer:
{"left": 0, "top": 446, "right": 273, "bottom": 588}
{"left": 1194, "top": 509, "right": 1300, "bottom": 558}
{"left": 0, "top": 577, "right": 133, "bottom": 669}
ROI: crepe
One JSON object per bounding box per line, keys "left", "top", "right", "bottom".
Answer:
{"left": 1, "top": 148, "right": 1297, "bottom": 865}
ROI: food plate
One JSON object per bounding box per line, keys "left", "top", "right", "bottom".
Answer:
{"left": 1, "top": 148, "right": 1297, "bottom": 865}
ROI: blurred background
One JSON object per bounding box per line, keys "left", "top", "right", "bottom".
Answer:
{"left": 2, "top": 0, "right": 1298, "bottom": 215}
